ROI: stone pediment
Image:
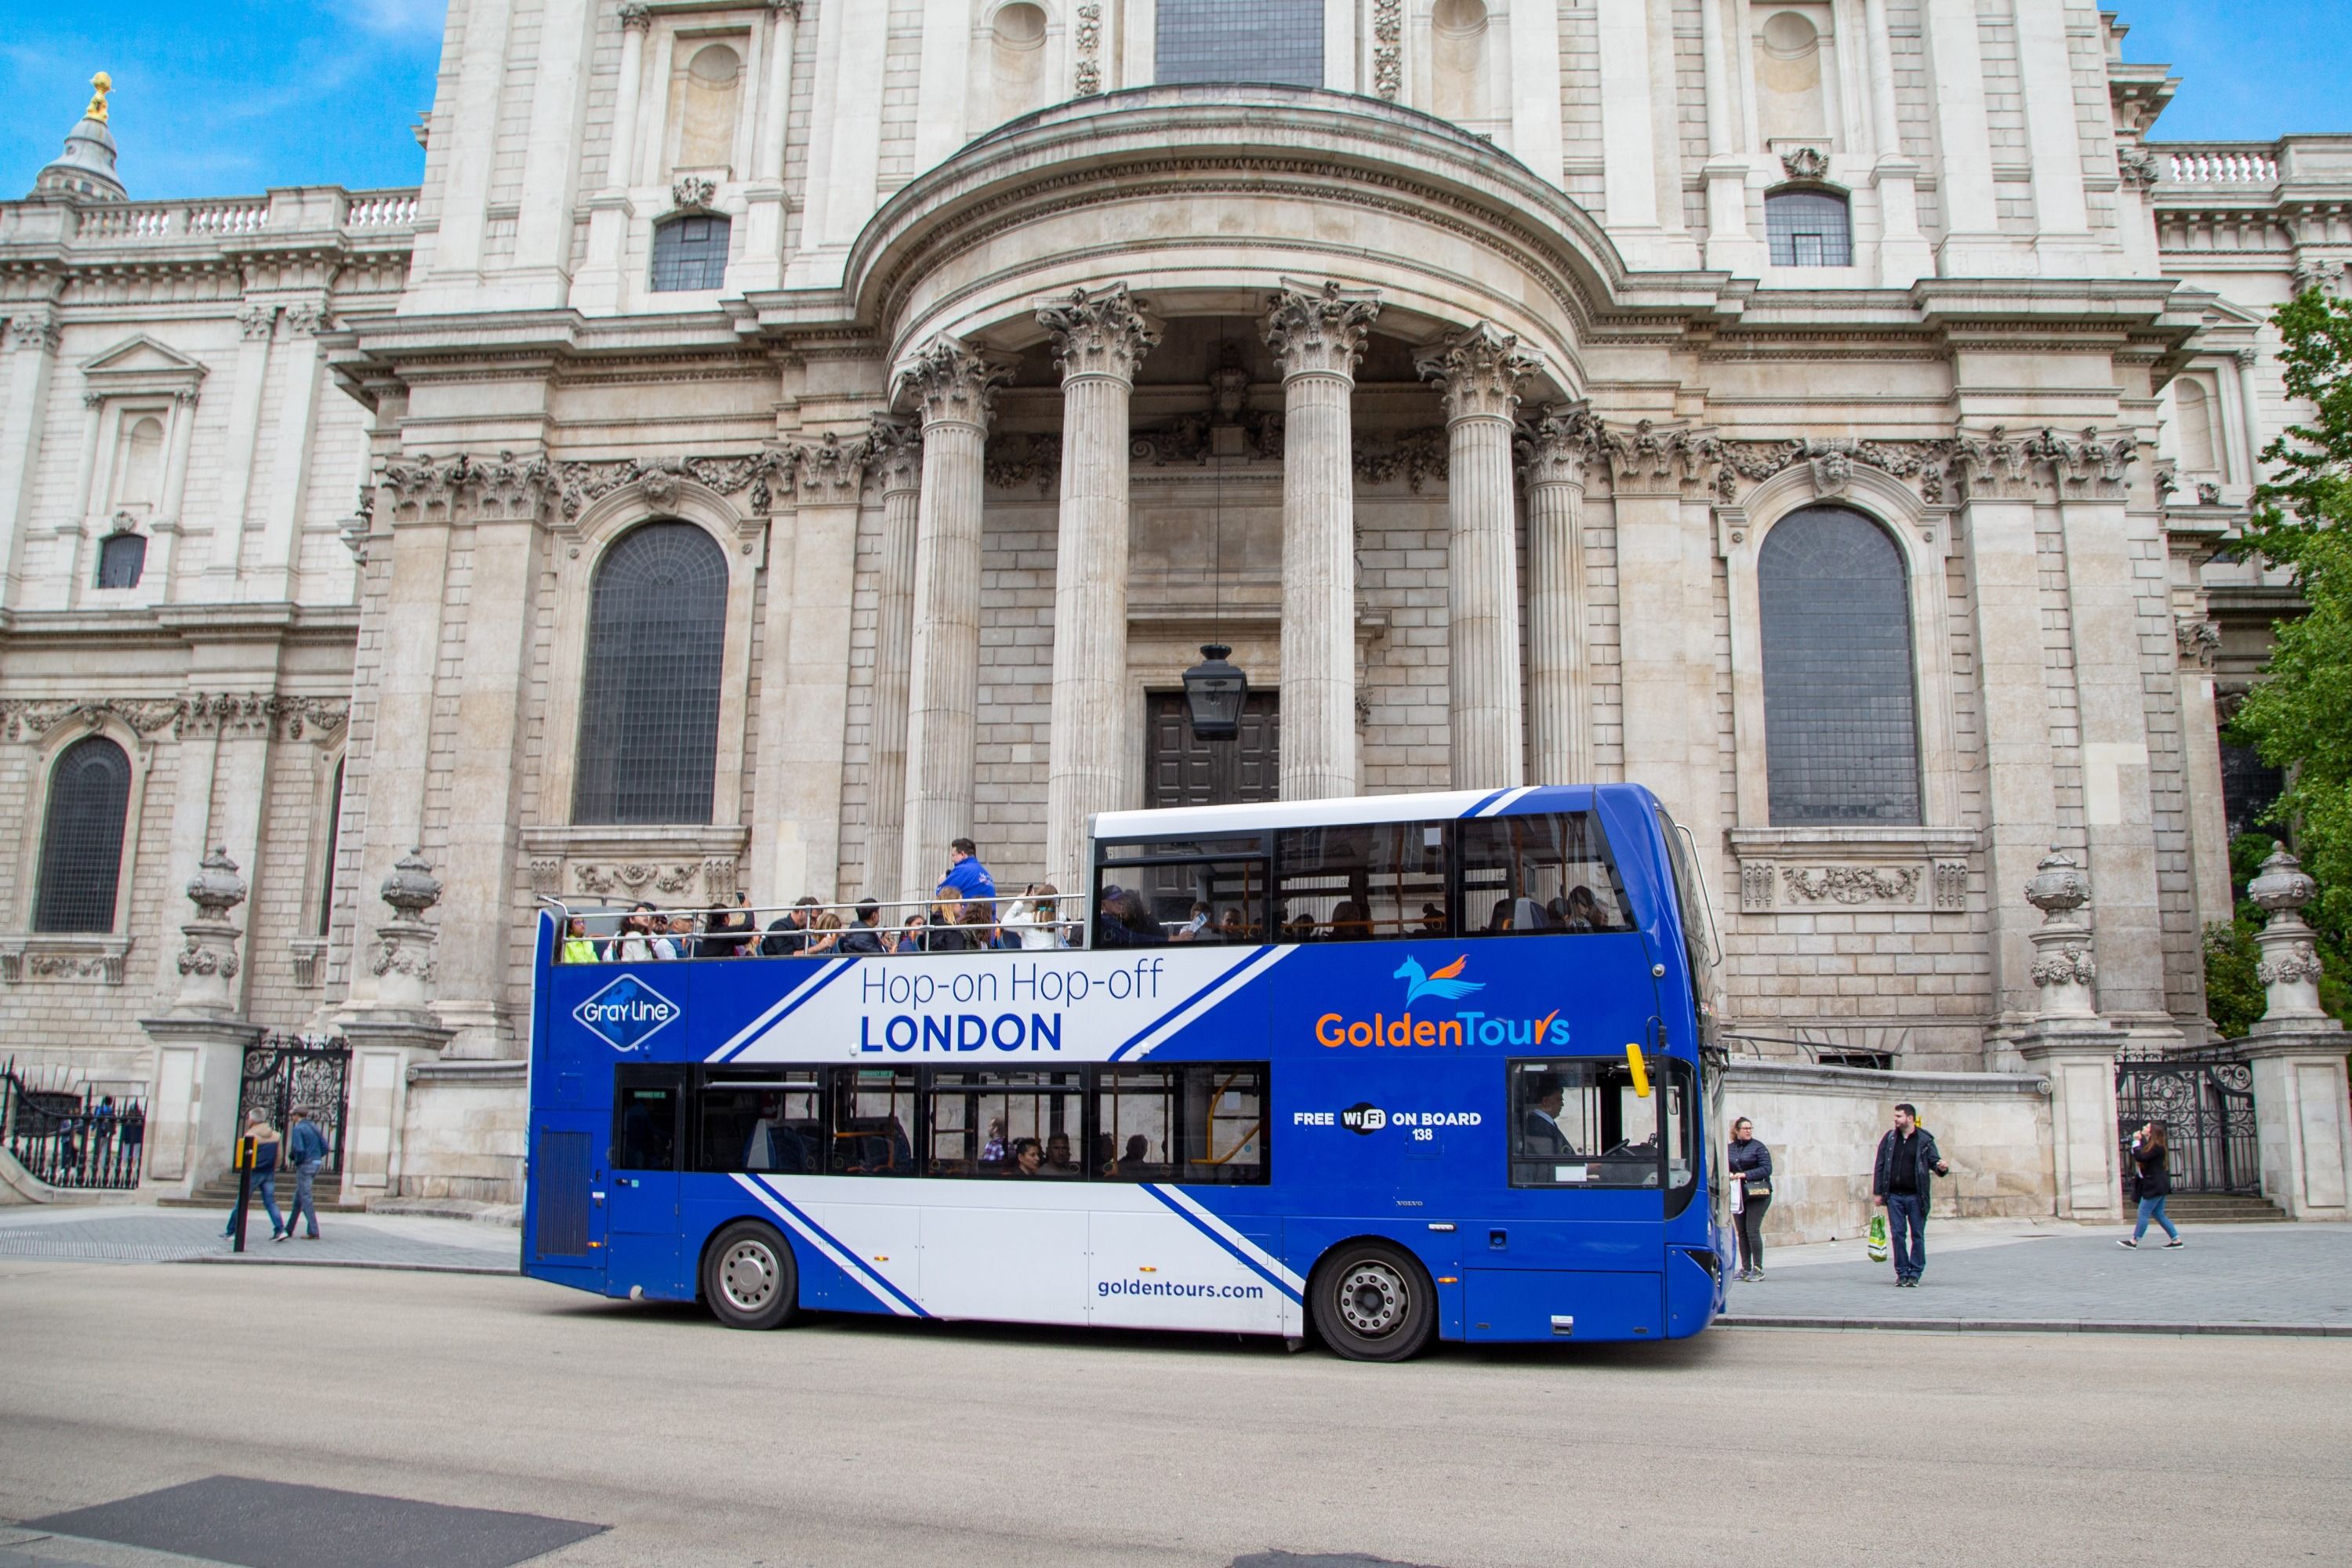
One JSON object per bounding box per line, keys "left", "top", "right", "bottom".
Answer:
{"left": 81, "top": 334, "right": 207, "bottom": 399}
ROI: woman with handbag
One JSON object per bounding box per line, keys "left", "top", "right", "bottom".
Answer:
{"left": 2119, "top": 1121, "right": 2183, "bottom": 1248}
{"left": 1728, "top": 1117, "right": 1774, "bottom": 1281}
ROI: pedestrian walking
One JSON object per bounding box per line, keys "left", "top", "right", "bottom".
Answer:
{"left": 223, "top": 1109, "right": 286, "bottom": 1243}
{"left": 1871, "top": 1102, "right": 1950, "bottom": 1287}
{"left": 1727, "top": 1116, "right": 1773, "bottom": 1280}
{"left": 2119, "top": 1121, "right": 2183, "bottom": 1249}
{"left": 284, "top": 1107, "right": 329, "bottom": 1241}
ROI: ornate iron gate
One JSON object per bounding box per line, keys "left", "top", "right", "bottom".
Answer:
{"left": 238, "top": 1034, "right": 350, "bottom": 1176}
{"left": 2114, "top": 1051, "right": 2259, "bottom": 1196}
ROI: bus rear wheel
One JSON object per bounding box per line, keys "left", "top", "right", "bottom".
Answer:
{"left": 702, "top": 1221, "right": 798, "bottom": 1330}
{"left": 1311, "top": 1240, "right": 1435, "bottom": 1362}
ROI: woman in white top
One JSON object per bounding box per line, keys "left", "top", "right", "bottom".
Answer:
{"left": 1001, "top": 884, "right": 1066, "bottom": 949}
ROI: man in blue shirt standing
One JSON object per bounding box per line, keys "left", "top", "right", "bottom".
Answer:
{"left": 938, "top": 837, "right": 996, "bottom": 903}
{"left": 284, "top": 1107, "right": 330, "bottom": 1241}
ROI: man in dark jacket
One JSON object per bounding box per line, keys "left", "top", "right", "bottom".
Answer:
{"left": 836, "top": 900, "right": 890, "bottom": 956}
{"left": 760, "top": 895, "right": 821, "bottom": 956}
{"left": 1871, "top": 1102, "right": 1949, "bottom": 1287}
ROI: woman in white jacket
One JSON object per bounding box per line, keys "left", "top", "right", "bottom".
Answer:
{"left": 1000, "top": 884, "right": 1067, "bottom": 949}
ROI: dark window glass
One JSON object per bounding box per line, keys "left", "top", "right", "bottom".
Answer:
{"left": 572, "top": 521, "right": 728, "bottom": 825}
{"left": 829, "top": 1068, "right": 916, "bottom": 1176}
{"left": 316, "top": 758, "right": 343, "bottom": 937}
{"left": 1459, "top": 812, "right": 1629, "bottom": 938}
{"left": 925, "top": 1069, "right": 1087, "bottom": 1179}
{"left": 1156, "top": 0, "right": 1323, "bottom": 87}
{"left": 1507, "top": 1058, "right": 1684, "bottom": 1190}
{"left": 648, "top": 213, "right": 730, "bottom": 292}
{"left": 1097, "top": 857, "right": 1268, "bottom": 946}
{"left": 1765, "top": 188, "right": 1853, "bottom": 267}
{"left": 2220, "top": 743, "right": 2284, "bottom": 839}
{"left": 1275, "top": 821, "right": 1451, "bottom": 943}
{"left": 1094, "top": 1064, "right": 1269, "bottom": 1185}
{"left": 34, "top": 737, "right": 132, "bottom": 934}
{"left": 1759, "top": 506, "right": 1922, "bottom": 825}
{"left": 95, "top": 532, "right": 146, "bottom": 589}
{"left": 694, "top": 1068, "right": 824, "bottom": 1174}
{"left": 612, "top": 1066, "right": 684, "bottom": 1171}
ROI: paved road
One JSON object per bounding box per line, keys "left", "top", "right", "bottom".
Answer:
{"left": 4, "top": 1259, "right": 2344, "bottom": 1567}
{"left": 1723, "top": 1219, "right": 2352, "bottom": 1329}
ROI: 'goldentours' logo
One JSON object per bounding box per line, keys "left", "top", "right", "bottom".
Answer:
{"left": 1393, "top": 954, "right": 1485, "bottom": 1005}
{"left": 573, "top": 974, "right": 680, "bottom": 1053}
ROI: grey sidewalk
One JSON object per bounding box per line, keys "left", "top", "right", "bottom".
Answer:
{"left": 0, "top": 1205, "right": 518, "bottom": 1274}
{"left": 1721, "top": 1219, "right": 2352, "bottom": 1331}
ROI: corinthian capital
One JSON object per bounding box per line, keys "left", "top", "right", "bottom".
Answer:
{"left": 1515, "top": 401, "right": 1602, "bottom": 488}
{"left": 6, "top": 310, "right": 60, "bottom": 354}
{"left": 1036, "top": 283, "right": 1160, "bottom": 385}
{"left": 867, "top": 412, "right": 923, "bottom": 492}
{"left": 618, "top": 3, "right": 654, "bottom": 31}
{"left": 1417, "top": 321, "right": 1543, "bottom": 424}
{"left": 1264, "top": 279, "right": 1381, "bottom": 380}
{"left": 793, "top": 430, "right": 869, "bottom": 503}
{"left": 892, "top": 334, "right": 1013, "bottom": 430}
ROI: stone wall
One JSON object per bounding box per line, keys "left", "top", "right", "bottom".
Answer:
{"left": 1723, "top": 1059, "right": 2055, "bottom": 1246}
{"left": 397, "top": 1065, "right": 529, "bottom": 1203}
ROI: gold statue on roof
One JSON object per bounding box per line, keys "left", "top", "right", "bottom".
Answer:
{"left": 86, "top": 72, "right": 112, "bottom": 124}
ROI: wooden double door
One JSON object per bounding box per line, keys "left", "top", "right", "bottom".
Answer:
{"left": 1144, "top": 691, "right": 1279, "bottom": 809}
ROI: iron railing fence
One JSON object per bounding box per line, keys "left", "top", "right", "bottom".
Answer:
{"left": 0, "top": 1058, "right": 145, "bottom": 1190}
{"left": 2115, "top": 1049, "right": 2261, "bottom": 1197}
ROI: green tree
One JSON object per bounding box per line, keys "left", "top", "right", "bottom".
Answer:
{"left": 2227, "top": 287, "right": 2352, "bottom": 1026}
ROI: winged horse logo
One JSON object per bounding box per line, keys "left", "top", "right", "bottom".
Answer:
{"left": 1393, "top": 954, "right": 1485, "bottom": 1005}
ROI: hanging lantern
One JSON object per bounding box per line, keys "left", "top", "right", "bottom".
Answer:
{"left": 1182, "top": 644, "right": 1248, "bottom": 739}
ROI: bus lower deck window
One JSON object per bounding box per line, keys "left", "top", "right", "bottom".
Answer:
{"left": 1507, "top": 1058, "right": 1690, "bottom": 1190}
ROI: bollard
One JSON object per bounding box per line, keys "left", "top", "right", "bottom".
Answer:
{"left": 230, "top": 1134, "right": 257, "bottom": 1254}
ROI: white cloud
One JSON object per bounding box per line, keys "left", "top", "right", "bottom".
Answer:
{"left": 331, "top": 1, "right": 447, "bottom": 38}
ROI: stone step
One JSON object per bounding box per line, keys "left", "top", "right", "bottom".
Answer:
{"left": 2159, "top": 1194, "right": 2291, "bottom": 1221}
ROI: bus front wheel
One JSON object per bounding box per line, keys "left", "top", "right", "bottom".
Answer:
{"left": 702, "top": 1221, "right": 799, "bottom": 1330}
{"left": 1310, "top": 1240, "right": 1435, "bottom": 1363}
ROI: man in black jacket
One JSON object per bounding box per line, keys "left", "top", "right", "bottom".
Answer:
{"left": 760, "top": 895, "right": 821, "bottom": 956}
{"left": 1871, "top": 1102, "right": 1949, "bottom": 1287}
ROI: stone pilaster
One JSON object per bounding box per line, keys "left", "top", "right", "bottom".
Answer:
{"left": 0, "top": 307, "right": 63, "bottom": 602}
{"left": 893, "top": 336, "right": 1008, "bottom": 901}
{"left": 1518, "top": 403, "right": 1599, "bottom": 783}
{"left": 2241, "top": 848, "right": 2351, "bottom": 1218}
{"left": 865, "top": 415, "right": 921, "bottom": 902}
{"left": 338, "top": 848, "right": 455, "bottom": 1194}
{"left": 1039, "top": 284, "right": 1158, "bottom": 889}
{"left": 139, "top": 847, "right": 263, "bottom": 1200}
{"left": 1265, "top": 281, "right": 1379, "bottom": 801}
{"left": 1417, "top": 323, "right": 1539, "bottom": 789}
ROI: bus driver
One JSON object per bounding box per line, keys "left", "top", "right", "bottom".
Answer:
{"left": 1522, "top": 1073, "right": 1581, "bottom": 1157}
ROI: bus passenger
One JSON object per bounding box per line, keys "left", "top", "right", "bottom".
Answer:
{"left": 981, "top": 1118, "right": 1007, "bottom": 1163}
{"left": 895, "top": 912, "right": 930, "bottom": 953}
{"left": 1417, "top": 903, "right": 1447, "bottom": 937}
{"left": 837, "top": 899, "right": 888, "bottom": 956}
{"left": 1487, "top": 898, "right": 1514, "bottom": 933}
{"left": 1045, "top": 1131, "right": 1077, "bottom": 1172}
{"left": 1566, "top": 885, "right": 1606, "bottom": 932}
{"left": 760, "top": 895, "right": 821, "bottom": 956}
{"left": 1218, "top": 907, "right": 1247, "bottom": 943}
{"left": 801, "top": 910, "right": 844, "bottom": 955}
{"left": 1090, "top": 1133, "right": 1119, "bottom": 1176}
{"left": 616, "top": 904, "right": 657, "bottom": 963}
{"left": 1006, "top": 1138, "right": 1044, "bottom": 1177}
{"left": 1003, "top": 885, "right": 1065, "bottom": 949}
{"left": 648, "top": 913, "right": 684, "bottom": 961}
{"left": 1329, "top": 901, "right": 1373, "bottom": 942}
{"left": 1285, "top": 913, "right": 1316, "bottom": 942}
{"left": 703, "top": 895, "right": 756, "bottom": 958}
{"left": 560, "top": 918, "right": 599, "bottom": 964}
{"left": 928, "top": 898, "right": 973, "bottom": 953}
{"left": 1123, "top": 1134, "right": 1150, "bottom": 1169}
{"left": 1523, "top": 1073, "right": 1579, "bottom": 1157}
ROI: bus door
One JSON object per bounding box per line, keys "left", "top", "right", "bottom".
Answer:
{"left": 528, "top": 1105, "right": 607, "bottom": 1290}
{"left": 608, "top": 1065, "right": 688, "bottom": 1299}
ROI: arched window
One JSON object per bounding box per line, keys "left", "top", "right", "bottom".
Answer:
{"left": 34, "top": 736, "right": 132, "bottom": 933}
{"left": 1156, "top": 0, "right": 1323, "bottom": 88}
{"left": 1766, "top": 187, "right": 1852, "bottom": 267}
{"left": 95, "top": 530, "right": 147, "bottom": 590}
{"left": 650, "top": 213, "right": 731, "bottom": 292}
{"left": 1759, "top": 506, "right": 1921, "bottom": 826}
{"left": 317, "top": 757, "right": 344, "bottom": 937}
{"left": 572, "top": 521, "right": 728, "bottom": 826}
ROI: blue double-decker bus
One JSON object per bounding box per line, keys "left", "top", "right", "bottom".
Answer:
{"left": 524, "top": 784, "right": 1727, "bottom": 1359}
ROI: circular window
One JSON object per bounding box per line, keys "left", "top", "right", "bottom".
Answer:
{"left": 1432, "top": 0, "right": 1488, "bottom": 38}
{"left": 688, "top": 43, "right": 742, "bottom": 85}
{"left": 993, "top": 3, "right": 1047, "bottom": 48}
{"left": 1760, "top": 11, "right": 1820, "bottom": 58}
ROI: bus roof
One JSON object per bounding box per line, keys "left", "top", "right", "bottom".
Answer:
{"left": 1090, "top": 784, "right": 1649, "bottom": 843}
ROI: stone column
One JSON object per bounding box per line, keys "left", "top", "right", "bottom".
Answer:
{"left": 0, "top": 308, "right": 63, "bottom": 603}
{"left": 865, "top": 416, "right": 921, "bottom": 902}
{"left": 737, "top": 0, "right": 804, "bottom": 290}
{"left": 1417, "top": 323, "right": 1538, "bottom": 789}
{"left": 754, "top": 433, "right": 866, "bottom": 903}
{"left": 201, "top": 303, "right": 277, "bottom": 593}
{"left": 338, "top": 848, "right": 456, "bottom": 1196}
{"left": 248, "top": 299, "right": 328, "bottom": 601}
{"left": 1696, "top": 0, "right": 1763, "bottom": 274}
{"left": 2235, "top": 349, "right": 2267, "bottom": 485}
{"left": 1039, "top": 285, "right": 1158, "bottom": 889}
{"left": 2242, "top": 848, "right": 2352, "bottom": 1219}
{"left": 894, "top": 336, "right": 1007, "bottom": 901}
{"left": 138, "top": 848, "right": 264, "bottom": 1199}
{"left": 575, "top": 4, "right": 654, "bottom": 311}
{"left": 1519, "top": 404, "right": 1599, "bottom": 783}
{"left": 1265, "top": 281, "right": 1380, "bottom": 801}
{"left": 1861, "top": 0, "right": 1933, "bottom": 284}
{"left": 2013, "top": 848, "right": 2125, "bottom": 1221}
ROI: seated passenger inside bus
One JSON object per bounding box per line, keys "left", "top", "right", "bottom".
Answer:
{"left": 1005, "top": 1138, "right": 1044, "bottom": 1177}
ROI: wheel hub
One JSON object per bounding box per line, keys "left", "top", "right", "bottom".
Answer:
{"left": 721, "top": 1241, "right": 777, "bottom": 1310}
{"left": 1336, "top": 1262, "right": 1406, "bottom": 1337}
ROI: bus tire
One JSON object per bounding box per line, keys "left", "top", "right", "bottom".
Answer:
{"left": 1309, "top": 1240, "right": 1436, "bottom": 1363}
{"left": 702, "top": 1220, "right": 798, "bottom": 1330}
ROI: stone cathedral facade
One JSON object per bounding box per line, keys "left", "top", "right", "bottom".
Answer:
{"left": 1, "top": 2, "right": 2345, "bottom": 1203}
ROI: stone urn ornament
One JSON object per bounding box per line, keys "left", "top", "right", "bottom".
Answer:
{"left": 173, "top": 847, "right": 249, "bottom": 1013}
{"left": 371, "top": 847, "right": 442, "bottom": 1011}
{"left": 380, "top": 845, "right": 442, "bottom": 920}
{"left": 2024, "top": 848, "right": 2089, "bottom": 923}
{"left": 2248, "top": 844, "right": 2330, "bottom": 1026}
{"left": 2023, "top": 848, "right": 2098, "bottom": 1021}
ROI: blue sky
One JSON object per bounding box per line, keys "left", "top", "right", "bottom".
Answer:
{"left": 2, "top": 2, "right": 2345, "bottom": 201}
